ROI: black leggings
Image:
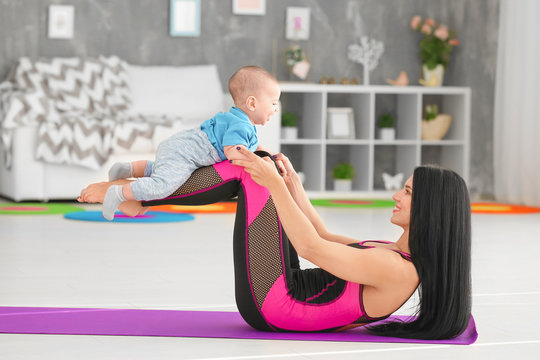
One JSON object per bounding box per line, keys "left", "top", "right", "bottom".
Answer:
{"left": 142, "top": 159, "right": 362, "bottom": 332}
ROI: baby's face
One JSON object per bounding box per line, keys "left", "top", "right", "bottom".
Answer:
{"left": 251, "top": 81, "right": 281, "bottom": 126}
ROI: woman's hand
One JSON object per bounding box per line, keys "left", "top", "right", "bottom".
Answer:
{"left": 272, "top": 153, "right": 298, "bottom": 185}
{"left": 231, "top": 146, "right": 284, "bottom": 189}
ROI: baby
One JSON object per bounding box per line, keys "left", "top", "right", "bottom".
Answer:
{"left": 94, "top": 65, "right": 281, "bottom": 220}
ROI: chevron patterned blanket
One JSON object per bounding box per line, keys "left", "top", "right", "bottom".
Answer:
{"left": 0, "top": 56, "right": 182, "bottom": 170}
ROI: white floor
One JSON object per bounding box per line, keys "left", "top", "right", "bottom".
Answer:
{"left": 0, "top": 200, "right": 539, "bottom": 359}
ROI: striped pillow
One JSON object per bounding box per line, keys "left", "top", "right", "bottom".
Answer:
{"left": 13, "top": 56, "right": 132, "bottom": 116}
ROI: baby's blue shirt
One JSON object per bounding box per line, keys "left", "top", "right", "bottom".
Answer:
{"left": 200, "top": 107, "right": 258, "bottom": 161}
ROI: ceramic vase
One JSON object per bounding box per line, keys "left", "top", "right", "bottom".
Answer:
{"left": 281, "top": 127, "right": 298, "bottom": 140}
{"left": 422, "top": 64, "right": 445, "bottom": 87}
{"left": 379, "top": 128, "right": 395, "bottom": 141}
{"left": 334, "top": 179, "right": 353, "bottom": 192}
{"left": 421, "top": 114, "right": 452, "bottom": 140}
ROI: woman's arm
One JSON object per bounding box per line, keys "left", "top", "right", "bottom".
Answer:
{"left": 274, "top": 153, "right": 360, "bottom": 246}
{"left": 232, "top": 147, "right": 401, "bottom": 287}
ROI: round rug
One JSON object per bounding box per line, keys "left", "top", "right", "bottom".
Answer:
{"left": 64, "top": 211, "right": 195, "bottom": 223}
{"left": 150, "top": 202, "right": 237, "bottom": 214}
{"left": 310, "top": 199, "right": 395, "bottom": 208}
{"left": 0, "top": 202, "right": 85, "bottom": 215}
{"left": 471, "top": 203, "right": 540, "bottom": 214}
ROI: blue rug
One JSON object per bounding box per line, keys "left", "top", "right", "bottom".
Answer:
{"left": 64, "top": 211, "right": 195, "bottom": 223}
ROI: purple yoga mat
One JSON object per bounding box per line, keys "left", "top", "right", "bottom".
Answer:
{"left": 0, "top": 306, "right": 477, "bottom": 344}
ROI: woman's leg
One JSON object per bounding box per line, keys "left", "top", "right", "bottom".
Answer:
{"left": 143, "top": 160, "right": 358, "bottom": 332}
{"left": 141, "top": 159, "right": 283, "bottom": 330}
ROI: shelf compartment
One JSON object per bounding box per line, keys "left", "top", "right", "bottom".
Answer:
{"left": 278, "top": 83, "right": 470, "bottom": 195}
{"left": 375, "top": 93, "right": 419, "bottom": 141}
{"left": 280, "top": 92, "right": 324, "bottom": 140}
{"left": 281, "top": 144, "right": 324, "bottom": 191}
{"left": 326, "top": 93, "right": 371, "bottom": 140}
{"left": 421, "top": 94, "right": 466, "bottom": 141}
{"left": 325, "top": 144, "right": 370, "bottom": 191}
{"left": 421, "top": 144, "right": 465, "bottom": 178}
{"left": 373, "top": 145, "right": 418, "bottom": 191}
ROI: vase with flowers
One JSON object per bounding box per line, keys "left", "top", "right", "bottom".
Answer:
{"left": 410, "top": 15, "right": 459, "bottom": 86}
{"left": 421, "top": 104, "right": 452, "bottom": 140}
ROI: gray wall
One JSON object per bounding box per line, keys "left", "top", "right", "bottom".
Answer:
{"left": 0, "top": 0, "right": 499, "bottom": 198}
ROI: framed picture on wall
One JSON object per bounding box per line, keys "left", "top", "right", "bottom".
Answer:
{"left": 48, "top": 5, "right": 74, "bottom": 39}
{"left": 327, "top": 107, "right": 355, "bottom": 139}
{"left": 286, "top": 7, "right": 311, "bottom": 40}
{"left": 170, "top": 0, "right": 201, "bottom": 37}
{"left": 233, "top": 0, "right": 266, "bottom": 16}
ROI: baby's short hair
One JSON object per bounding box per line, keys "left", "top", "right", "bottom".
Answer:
{"left": 228, "top": 66, "right": 277, "bottom": 105}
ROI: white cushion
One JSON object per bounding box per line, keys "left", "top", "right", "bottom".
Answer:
{"left": 16, "top": 57, "right": 132, "bottom": 116}
{"left": 127, "top": 64, "right": 224, "bottom": 121}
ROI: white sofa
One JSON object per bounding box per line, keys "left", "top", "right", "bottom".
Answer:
{"left": 0, "top": 60, "right": 280, "bottom": 201}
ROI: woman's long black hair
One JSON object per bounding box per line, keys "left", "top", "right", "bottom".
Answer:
{"left": 368, "top": 165, "right": 472, "bottom": 339}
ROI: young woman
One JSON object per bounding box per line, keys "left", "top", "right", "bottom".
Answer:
{"left": 78, "top": 148, "right": 471, "bottom": 340}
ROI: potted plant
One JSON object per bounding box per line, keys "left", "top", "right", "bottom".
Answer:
{"left": 421, "top": 104, "right": 452, "bottom": 140}
{"left": 281, "top": 111, "right": 299, "bottom": 140}
{"left": 410, "top": 15, "right": 459, "bottom": 86}
{"left": 333, "top": 162, "right": 355, "bottom": 192}
{"left": 378, "top": 113, "right": 396, "bottom": 140}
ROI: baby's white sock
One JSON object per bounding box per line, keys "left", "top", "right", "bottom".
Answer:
{"left": 108, "top": 162, "right": 133, "bottom": 181}
{"left": 102, "top": 185, "right": 126, "bottom": 221}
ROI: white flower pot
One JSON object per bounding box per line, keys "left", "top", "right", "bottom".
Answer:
{"left": 281, "top": 127, "right": 298, "bottom": 140}
{"left": 334, "top": 179, "right": 353, "bottom": 192}
{"left": 421, "top": 64, "right": 445, "bottom": 87}
{"left": 421, "top": 114, "right": 452, "bottom": 140}
{"left": 379, "top": 128, "right": 395, "bottom": 141}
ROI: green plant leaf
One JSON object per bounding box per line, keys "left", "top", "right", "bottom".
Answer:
{"left": 281, "top": 111, "right": 298, "bottom": 127}
{"left": 378, "top": 113, "right": 395, "bottom": 128}
{"left": 333, "top": 163, "right": 355, "bottom": 179}
{"left": 424, "top": 104, "right": 439, "bottom": 121}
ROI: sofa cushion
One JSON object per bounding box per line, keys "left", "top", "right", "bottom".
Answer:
{"left": 13, "top": 56, "right": 132, "bottom": 116}
{"left": 96, "top": 56, "right": 132, "bottom": 115}
{"left": 44, "top": 57, "right": 100, "bottom": 113}
{"left": 13, "top": 57, "right": 50, "bottom": 94}
{"left": 127, "top": 64, "right": 224, "bottom": 122}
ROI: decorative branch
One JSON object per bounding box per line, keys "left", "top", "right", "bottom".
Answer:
{"left": 347, "top": 36, "right": 385, "bottom": 85}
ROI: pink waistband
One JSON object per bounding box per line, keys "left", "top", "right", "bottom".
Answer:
{"left": 260, "top": 275, "right": 361, "bottom": 331}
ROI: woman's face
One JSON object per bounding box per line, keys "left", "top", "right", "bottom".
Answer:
{"left": 390, "top": 176, "right": 413, "bottom": 229}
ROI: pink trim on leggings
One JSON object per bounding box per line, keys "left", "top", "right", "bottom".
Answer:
{"left": 214, "top": 161, "right": 278, "bottom": 329}
{"left": 260, "top": 275, "right": 361, "bottom": 331}
{"left": 214, "top": 161, "right": 270, "bottom": 226}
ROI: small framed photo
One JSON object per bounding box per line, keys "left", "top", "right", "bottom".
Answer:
{"left": 286, "top": 7, "right": 311, "bottom": 40}
{"left": 327, "top": 107, "right": 355, "bottom": 139}
{"left": 48, "top": 5, "right": 74, "bottom": 39}
{"left": 170, "top": 0, "right": 201, "bottom": 37}
{"left": 233, "top": 0, "right": 266, "bottom": 15}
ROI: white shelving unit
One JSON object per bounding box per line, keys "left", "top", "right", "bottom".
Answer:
{"left": 277, "top": 82, "right": 470, "bottom": 196}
